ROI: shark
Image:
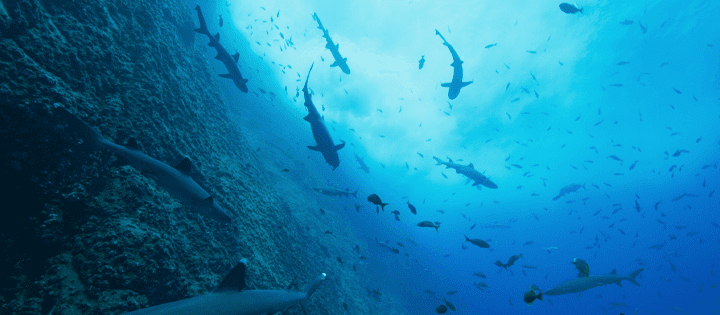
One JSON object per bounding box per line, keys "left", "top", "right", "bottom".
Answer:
{"left": 122, "top": 259, "right": 327, "bottom": 315}
{"left": 194, "top": 5, "right": 249, "bottom": 92}
{"left": 313, "top": 186, "right": 358, "bottom": 198}
{"left": 312, "top": 13, "right": 350, "bottom": 74}
{"left": 354, "top": 152, "right": 370, "bottom": 174}
{"left": 55, "top": 107, "right": 232, "bottom": 222}
{"left": 375, "top": 238, "right": 400, "bottom": 254}
{"left": 302, "top": 63, "right": 345, "bottom": 170}
{"left": 435, "top": 29, "right": 472, "bottom": 100}
{"left": 433, "top": 156, "right": 497, "bottom": 189}
{"left": 525, "top": 268, "right": 644, "bottom": 305}
{"left": 552, "top": 183, "right": 585, "bottom": 201}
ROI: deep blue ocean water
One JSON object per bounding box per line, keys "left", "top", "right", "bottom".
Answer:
{"left": 204, "top": 0, "right": 718, "bottom": 313}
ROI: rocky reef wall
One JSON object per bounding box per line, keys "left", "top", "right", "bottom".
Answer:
{"left": 0, "top": 0, "right": 368, "bottom": 314}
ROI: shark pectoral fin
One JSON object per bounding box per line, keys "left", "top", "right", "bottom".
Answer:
{"left": 330, "top": 60, "right": 339, "bottom": 67}
{"left": 336, "top": 43, "right": 340, "bottom": 49}
{"left": 461, "top": 81, "right": 473, "bottom": 87}
{"left": 214, "top": 32, "right": 220, "bottom": 40}
{"left": 242, "top": 78, "right": 248, "bottom": 83}
{"left": 610, "top": 269, "right": 617, "bottom": 275}
{"left": 440, "top": 83, "right": 451, "bottom": 87}
{"left": 615, "top": 281, "right": 623, "bottom": 287}
{"left": 334, "top": 142, "right": 345, "bottom": 151}
{"left": 174, "top": 157, "right": 193, "bottom": 175}
{"left": 124, "top": 137, "right": 140, "bottom": 150}
{"left": 215, "top": 259, "right": 248, "bottom": 292}
{"left": 303, "top": 115, "right": 311, "bottom": 122}
{"left": 307, "top": 145, "right": 320, "bottom": 151}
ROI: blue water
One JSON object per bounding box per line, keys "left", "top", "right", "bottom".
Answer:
{"left": 202, "top": 0, "right": 719, "bottom": 313}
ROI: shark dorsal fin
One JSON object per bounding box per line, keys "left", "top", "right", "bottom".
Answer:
{"left": 175, "top": 157, "right": 192, "bottom": 175}
{"left": 215, "top": 259, "right": 247, "bottom": 292}
{"left": 468, "top": 163, "right": 474, "bottom": 169}
{"left": 214, "top": 32, "right": 220, "bottom": 41}
{"left": 286, "top": 275, "right": 299, "bottom": 290}
{"left": 610, "top": 269, "right": 617, "bottom": 275}
{"left": 232, "top": 52, "right": 239, "bottom": 62}
{"left": 125, "top": 137, "right": 140, "bottom": 150}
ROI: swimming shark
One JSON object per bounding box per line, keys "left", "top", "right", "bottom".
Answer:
{"left": 302, "top": 63, "right": 345, "bottom": 170}
{"left": 433, "top": 156, "right": 497, "bottom": 189}
{"left": 312, "top": 13, "right": 350, "bottom": 74}
{"left": 313, "top": 186, "right": 358, "bottom": 198}
{"left": 194, "top": 5, "right": 249, "bottom": 92}
{"left": 552, "top": 183, "right": 585, "bottom": 201}
{"left": 122, "top": 259, "right": 327, "bottom": 315}
{"left": 435, "top": 29, "right": 472, "bottom": 100}
{"left": 354, "top": 152, "right": 370, "bottom": 174}
{"left": 525, "top": 268, "right": 644, "bottom": 305}
{"left": 55, "top": 107, "right": 231, "bottom": 222}
{"left": 375, "top": 238, "right": 400, "bottom": 254}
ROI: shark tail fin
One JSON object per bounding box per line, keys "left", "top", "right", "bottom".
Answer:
{"left": 303, "top": 273, "right": 327, "bottom": 298}
{"left": 580, "top": 7, "right": 584, "bottom": 14}
{"left": 461, "top": 81, "right": 473, "bottom": 87}
{"left": 194, "top": 5, "right": 210, "bottom": 35}
{"left": 380, "top": 203, "right": 388, "bottom": 212}
{"left": 626, "top": 268, "right": 644, "bottom": 286}
{"left": 55, "top": 106, "right": 106, "bottom": 148}
{"left": 353, "top": 190, "right": 358, "bottom": 198}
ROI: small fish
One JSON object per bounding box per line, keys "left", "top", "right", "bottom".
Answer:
{"left": 485, "top": 43, "right": 497, "bottom": 48}
{"left": 435, "top": 305, "right": 448, "bottom": 314}
{"left": 367, "top": 194, "right": 389, "bottom": 211}
{"left": 629, "top": 160, "right": 638, "bottom": 170}
{"left": 418, "top": 221, "right": 440, "bottom": 232}
{"left": 407, "top": 202, "right": 417, "bottom": 215}
{"left": 620, "top": 19, "right": 634, "bottom": 25}
{"left": 617, "top": 61, "right": 629, "bottom": 65}
{"left": 419, "top": 55, "right": 425, "bottom": 69}
{"left": 319, "top": 209, "right": 325, "bottom": 215}
{"left": 526, "top": 50, "right": 537, "bottom": 54}
{"left": 559, "top": 3, "right": 583, "bottom": 14}
{"left": 336, "top": 257, "right": 344, "bottom": 264}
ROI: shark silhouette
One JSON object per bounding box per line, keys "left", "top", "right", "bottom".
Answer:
{"left": 122, "top": 259, "right": 326, "bottom": 314}
{"left": 313, "top": 186, "right": 358, "bottom": 198}
{"left": 302, "top": 63, "right": 345, "bottom": 170}
{"left": 525, "top": 268, "right": 643, "bottom": 305}
{"left": 435, "top": 29, "right": 472, "bottom": 100}
{"left": 194, "top": 5, "right": 249, "bottom": 92}
{"left": 56, "top": 107, "right": 231, "bottom": 222}
{"left": 433, "top": 156, "right": 497, "bottom": 189}
{"left": 312, "top": 13, "right": 350, "bottom": 74}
